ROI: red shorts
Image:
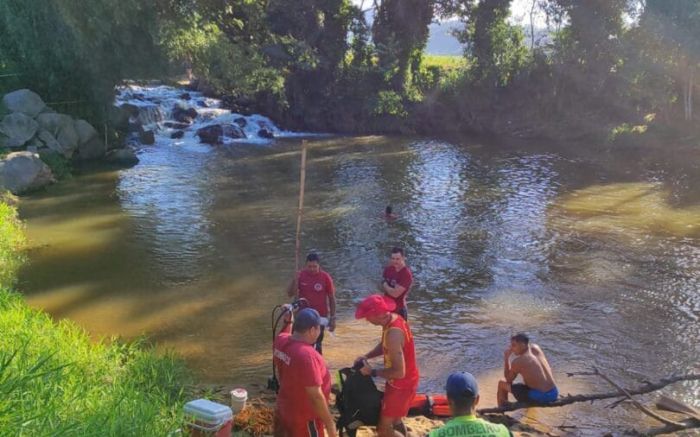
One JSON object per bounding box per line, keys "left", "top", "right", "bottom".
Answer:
{"left": 381, "top": 383, "right": 417, "bottom": 418}
{"left": 275, "top": 414, "right": 325, "bottom": 437}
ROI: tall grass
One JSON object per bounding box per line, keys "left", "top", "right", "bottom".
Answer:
{"left": 0, "top": 195, "right": 25, "bottom": 288}
{"left": 0, "top": 197, "right": 191, "bottom": 436}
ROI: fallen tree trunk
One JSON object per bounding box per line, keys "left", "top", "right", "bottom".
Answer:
{"left": 477, "top": 373, "right": 700, "bottom": 414}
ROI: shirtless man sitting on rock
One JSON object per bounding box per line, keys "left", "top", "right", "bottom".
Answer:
{"left": 497, "top": 333, "right": 558, "bottom": 406}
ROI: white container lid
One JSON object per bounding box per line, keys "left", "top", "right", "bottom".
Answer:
{"left": 231, "top": 388, "right": 247, "bottom": 400}
{"left": 184, "top": 399, "right": 233, "bottom": 425}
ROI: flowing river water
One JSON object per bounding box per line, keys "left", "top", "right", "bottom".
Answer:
{"left": 16, "top": 86, "right": 700, "bottom": 435}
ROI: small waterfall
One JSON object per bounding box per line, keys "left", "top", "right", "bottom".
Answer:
{"left": 114, "top": 84, "right": 317, "bottom": 146}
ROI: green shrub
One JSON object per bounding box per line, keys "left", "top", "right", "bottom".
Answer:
{"left": 0, "top": 200, "right": 25, "bottom": 289}
{"left": 38, "top": 150, "right": 72, "bottom": 180}
{"left": 372, "top": 90, "right": 408, "bottom": 118}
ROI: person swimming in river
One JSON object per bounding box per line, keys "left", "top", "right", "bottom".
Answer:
{"left": 384, "top": 205, "right": 398, "bottom": 221}
{"left": 497, "top": 333, "right": 558, "bottom": 406}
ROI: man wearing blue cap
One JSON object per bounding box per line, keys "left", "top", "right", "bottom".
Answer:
{"left": 428, "top": 372, "right": 511, "bottom": 437}
{"left": 273, "top": 308, "right": 336, "bottom": 437}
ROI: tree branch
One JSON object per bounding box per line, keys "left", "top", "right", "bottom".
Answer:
{"left": 591, "top": 367, "right": 684, "bottom": 427}
{"left": 477, "top": 373, "right": 700, "bottom": 414}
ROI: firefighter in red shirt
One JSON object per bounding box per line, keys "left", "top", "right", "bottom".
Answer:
{"left": 381, "top": 247, "right": 413, "bottom": 320}
{"left": 287, "top": 252, "right": 336, "bottom": 354}
{"left": 274, "top": 308, "right": 336, "bottom": 437}
{"left": 354, "top": 295, "right": 419, "bottom": 437}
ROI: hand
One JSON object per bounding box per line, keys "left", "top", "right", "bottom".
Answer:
{"left": 359, "top": 363, "right": 372, "bottom": 376}
{"left": 504, "top": 347, "right": 513, "bottom": 358}
{"left": 328, "top": 317, "right": 336, "bottom": 332}
{"left": 353, "top": 355, "right": 366, "bottom": 369}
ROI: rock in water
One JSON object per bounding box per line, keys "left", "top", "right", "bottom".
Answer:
{"left": 258, "top": 128, "right": 274, "bottom": 139}
{"left": 224, "top": 124, "right": 246, "bottom": 139}
{"left": 2, "top": 89, "right": 47, "bottom": 117}
{"left": 172, "top": 104, "right": 198, "bottom": 124}
{"left": 36, "top": 113, "right": 79, "bottom": 157}
{"left": 78, "top": 137, "right": 107, "bottom": 161}
{"left": 105, "top": 149, "right": 139, "bottom": 167}
{"left": 196, "top": 124, "right": 223, "bottom": 144}
{"left": 170, "top": 130, "right": 185, "bottom": 139}
{"left": 0, "top": 151, "right": 54, "bottom": 194}
{"left": 139, "top": 128, "right": 155, "bottom": 145}
{"left": 0, "top": 113, "right": 39, "bottom": 148}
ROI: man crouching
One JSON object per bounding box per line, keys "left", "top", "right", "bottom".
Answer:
{"left": 497, "top": 333, "right": 558, "bottom": 406}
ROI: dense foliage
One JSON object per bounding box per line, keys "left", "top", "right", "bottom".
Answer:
{"left": 1, "top": 0, "right": 698, "bottom": 140}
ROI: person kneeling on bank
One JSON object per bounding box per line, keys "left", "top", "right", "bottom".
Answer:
{"left": 429, "top": 372, "right": 511, "bottom": 437}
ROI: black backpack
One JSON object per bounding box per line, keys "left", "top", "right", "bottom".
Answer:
{"left": 335, "top": 367, "right": 383, "bottom": 437}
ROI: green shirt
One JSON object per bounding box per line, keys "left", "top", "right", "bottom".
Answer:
{"left": 429, "top": 415, "right": 511, "bottom": 437}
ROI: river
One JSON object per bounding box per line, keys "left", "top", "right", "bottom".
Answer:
{"left": 17, "top": 87, "right": 700, "bottom": 435}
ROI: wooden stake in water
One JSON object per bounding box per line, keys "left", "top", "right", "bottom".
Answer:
{"left": 294, "top": 140, "right": 308, "bottom": 272}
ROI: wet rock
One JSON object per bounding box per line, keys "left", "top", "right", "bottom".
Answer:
{"left": 258, "top": 128, "right": 274, "bottom": 139}
{"left": 224, "top": 124, "right": 246, "bottom": 139}
{"left": 234, "top": 117, "right": 247, "bottom": 128}
{"left": 78, "top": 136, "right": 107, "bottom": 161}
{"left": 138, "top": 128, "right": 155, "bottom": 145}
{"left": 2, "top": 89, "right": 46, "bottom": 117}
{"left": 164, "top": 121, "right": 190, "bottom": 130}
{"left": 196, "top": 100, "right": 208, "bottom": 108}
{"left": 170, "top": 130, "right": 185, "bottom": 139}
{"left": 105, "top": 148, "right": 139, "bottom": 167}
{"left": 120, "top": 103, "right": 140, "bottom": 117}
{"left": 180, "top": 92, "right": 191, "bottom": 100}
{"left": 196, "top": 124, "right": 223, "bottom": 144}
{"left": 0, "top": 112, "right": 38, "bottom": 148}
{"left": 172, "top": 104, "right": 198, "bottom": 124}
{"left": 36, "top": 113, "right": 79, "bottom": 158}
{"left": 0, "top": 151, "right": 55, "bottom": 194}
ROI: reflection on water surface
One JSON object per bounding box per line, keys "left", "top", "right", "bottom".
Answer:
{"left": 19, "top": 136, "right": 700, "bottom": 435}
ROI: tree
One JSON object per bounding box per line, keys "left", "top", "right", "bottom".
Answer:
{"left": 372, "top": 0, "right": 434, "bottom": 92}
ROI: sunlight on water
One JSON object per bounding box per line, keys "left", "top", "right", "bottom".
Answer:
{"left": 17, "top": 131, "right": 700, "bottom": 434}
{"left": 553, "top": 182, "right": 700, "bottom": 238}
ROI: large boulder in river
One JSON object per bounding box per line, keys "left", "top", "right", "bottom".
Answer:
{"left": 36, "top": 129, "right": 62, "bottom": 154}
{"left": 258, "top": 128, "right": 274, "bottom": 139}
{"left": 1, "top": 89, "right": 46, "bottom": 117}
{"left": 0, "top": 113, "right": 39, "bottom": 148}
{"left": 36, "top": 113, "right": 79, "bottom": 158}
{"left": 73, "top": 119, "right": 105, "bottom": 160}
{"left": 196, "top": 124, "right": 223, "bottom": 144}
{"left": 224, "top": 124, "right": 246, "bottom": 139}
{"left": 0, "top": 151, "right": 54, "bottom": 194}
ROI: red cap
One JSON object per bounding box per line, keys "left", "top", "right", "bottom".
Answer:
{"left": 355, "top": 294, "right": 396, "bottom": 319}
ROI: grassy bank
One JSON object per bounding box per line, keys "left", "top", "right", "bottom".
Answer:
{"left": 0, "top": 194, "right": 190, "bottom": 436}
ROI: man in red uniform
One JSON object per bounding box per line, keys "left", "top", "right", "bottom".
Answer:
{"left": 287, "top": 253, "right": 336, "bottom": 354}
{"left": 274, "top": 308, "right": 336, "bottom": 437}
{"left": 381, "top": 247, "right": 413, "bottom": 320}
{"left": 355, "top": 295, "right": 419, "bottom": 437}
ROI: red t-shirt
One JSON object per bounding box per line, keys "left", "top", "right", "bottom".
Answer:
{"left": 382, "top": 265, "right": 413, "bottom": 309}
{"left": 297, "top": 269, "right": 335, "bottom": 316}
{"left": 382, "top": 316, "right": 419, "bottom": 389}
{"left": 274, "top": 333, "right": 331, "bottom": 422}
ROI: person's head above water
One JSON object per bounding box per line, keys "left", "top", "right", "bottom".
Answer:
{"left": 445, "top": 372, "right": 480, "bottom": 416}
{"left": 305, "top": 252, "right": 320, "bottom": 273}
{"left": 510, "top": 332, "right": 530, "bottom": 355}
{"left": 385, "top": 205, "right": 393, "bottom": 215}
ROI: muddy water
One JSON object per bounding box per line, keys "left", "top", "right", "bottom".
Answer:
{"left": 18, "top": 135, "right": 699, "bottom": 434}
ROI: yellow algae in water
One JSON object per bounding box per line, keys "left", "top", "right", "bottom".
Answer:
{"left": 554, "top": 182, "right": 700, "bottom": 237}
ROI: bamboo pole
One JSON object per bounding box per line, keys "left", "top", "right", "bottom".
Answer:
{"left": 294, "top": 140, "right": 308, "bottom": 272}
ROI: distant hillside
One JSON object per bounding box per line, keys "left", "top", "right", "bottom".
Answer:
{"left": 425, "top": 21, "right": 463, "bottom": 56}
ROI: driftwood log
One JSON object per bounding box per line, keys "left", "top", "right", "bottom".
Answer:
{"left": 476, "top": 373, "right": 699, "bottom": 415}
